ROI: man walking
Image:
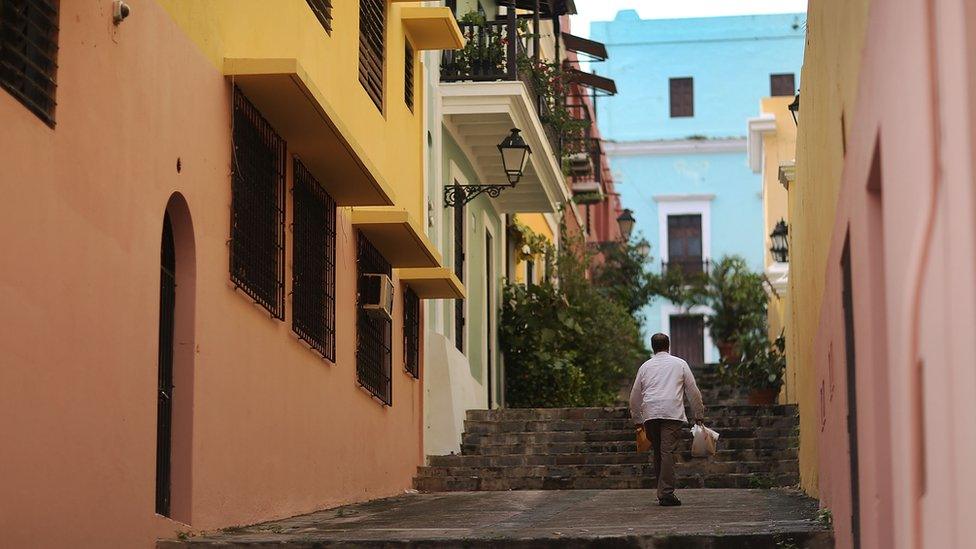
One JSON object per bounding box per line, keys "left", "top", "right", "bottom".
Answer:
{"left": 629, "top": 333, "right": 705, "bottom": 506}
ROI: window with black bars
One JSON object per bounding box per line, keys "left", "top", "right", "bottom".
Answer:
{"left": 359, "top": 0, "right": 385, "bottom": 110}
{"left": 0, "top": 0, "right": 60, "bottom": 126}
{"left": 770, "top": 73, "right": 795, "bottom": 97}
{"left": 403, "top": 287, "right": 420, "bottom": 378}
{"left": 357, "top": 233, "right": 393, "bottom": 405}
{"left": 404, "top": 41, "right": 414, "bottom": 111}
{"left": 292, "top": 158, "right": 337, "bottom": 360}
{"left": 669, "top": 77, "right": 693, "bottom": 118}
{"left": 230, "top": 86, "right": 286, "bottom": 319}
{"left": 454, "top": 204, "right": 465, "bottom": 352}
{"left": 306, "top": 0, "right": 333, "bottom": 35}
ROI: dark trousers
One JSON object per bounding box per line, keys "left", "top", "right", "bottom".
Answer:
{"left": 644, "top": 419, "right": 684, "bottom": 499}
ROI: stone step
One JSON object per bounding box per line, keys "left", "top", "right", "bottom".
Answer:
{"left": 416, "top": 460, "right": 799, "bottom": 480}
{"left": 460, "top": 436, "right": 799, "bottom": 455}
{"left": 413, "top": 472, "right": 800, "bottom": 491}
{"left": 462, "top": 415, "right": 797, "bottom": 434}
{"left": 430, "top": 448, "right": 798, "bottom": 467}
{"left": 465, "top": 404, "right": 797, "bottom": 422}
{"left": 461, "top": 426, "right": 798, "bottom": 446}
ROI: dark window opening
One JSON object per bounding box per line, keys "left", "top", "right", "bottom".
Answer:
{"left": 454, "top": 203, "right": 465, "bottom": 352}
{"left": 770, "top": 73, "right": 796, "bottom": 97}
{"left": 670, "top": 314, "right": 704, "bottom": 367}
{"left": 669, "top": 77, "right": 693, "bottom": 118}
{"left": 292, "top": 158, "right": 337, "bottom": 361}
{"left": 841, "top": 236, "right": 861, "bottom": 549}
{"left": 485, "top": 231, "right": 494, "bottom": 408}
{"left": 230, "top": 87, "right": 286, "bottom": 319}
{"left": 306, "top": 0, "right": 333, "bottom": 35}
{"left": 526, "top": 259, "right": 535, "bottom": 286}
{"left": 359, "top": 0, "right": 386, "bottom": 110}
{"left": 357, "top": 233, "right": 393, "bottom": 405}
{"left": 403, "top": 286, "right": 420, "bottom": 378}
{"left": 0, "top": 0, "right": 60, "bottom": 125}
{"left": 156, "top": 213, "right": 176, "bottom": 517}
{"left": 666, "top": 214, "right": 704, "bottom": 275}
{"left": 404, "top": 41, "right": 414, "bottom": 111}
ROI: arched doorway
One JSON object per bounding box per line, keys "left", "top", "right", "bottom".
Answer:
{"left": 156, "top": 194, "right": 195, "bottom": 523}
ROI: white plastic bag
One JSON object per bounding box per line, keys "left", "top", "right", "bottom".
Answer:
{"left": 691, "top": 424, "right": 720, "bottom": 457}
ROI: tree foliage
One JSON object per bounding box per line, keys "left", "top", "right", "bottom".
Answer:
{"left": 500, "top": 222, "right": 646, "bottom": 408}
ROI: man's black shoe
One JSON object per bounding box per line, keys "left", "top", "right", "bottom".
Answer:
{"left": 659, "top": 495, "right": 682, "bottom": 507}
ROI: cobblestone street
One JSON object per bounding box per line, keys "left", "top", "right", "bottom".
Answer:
{"left": 159, "top": 489, "right": 831, "bottom": 548}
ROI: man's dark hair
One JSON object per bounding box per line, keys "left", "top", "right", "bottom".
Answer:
{"left": 651, "top": 333, "right": 670, "bottom": 353}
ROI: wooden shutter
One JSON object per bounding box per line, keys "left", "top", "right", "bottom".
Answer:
{"left": 669, "top": 77, "right": 693, "bottom": 117}
{"left": 667, "top": 214, "right": 703, "bottom": 274}
{"left": 670, "top": 315, "right": 705, "bottom": 367}
{"left": 404, "top": 41, "right": 414, "bottom": 110}
{"left": 359, "top": 0, "right": 385, "bottom": 110}
{"left": 306, "top": 0, "right": 333, "bottom": 34}
{"left": 770, "top": 73, "right": 795, "bottom": 97}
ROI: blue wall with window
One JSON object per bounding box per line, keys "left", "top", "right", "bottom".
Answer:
{"left": 590, "top": 10, "right": 805, "bottom": 356}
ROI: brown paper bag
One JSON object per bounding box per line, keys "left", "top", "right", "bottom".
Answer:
{"left": 636, "top": 425, "right": 652, "bottom": 453}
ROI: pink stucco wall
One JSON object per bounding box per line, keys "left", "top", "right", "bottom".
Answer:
{"left": 810, "top": 1, "right": 976, "bottom": 548}
{"left": 0, "top": 2, "right": 424, "bottom": 547}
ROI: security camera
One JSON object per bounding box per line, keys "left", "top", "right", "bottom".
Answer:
{"left": 113, "top": 1, "right": 130, "bottom": 24}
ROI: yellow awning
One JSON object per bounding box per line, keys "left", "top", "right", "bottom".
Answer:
{"left": 401, "top": 7, "right": 464, "bottom": 50}
{"left": 224, "top": 57, "right": 396, "bottom": 207}
{"left": 398, "top": 268, "right": 466, "bottom": 299}
{"left": 350, "top": 208, "right": 442, "bottom": 268}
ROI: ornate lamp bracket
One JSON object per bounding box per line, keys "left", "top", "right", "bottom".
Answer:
{"left": 443, "top": 184, "right": 512, "bottom": 208}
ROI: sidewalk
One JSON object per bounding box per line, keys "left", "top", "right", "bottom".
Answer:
{"left": 158, "top": 489, "right": 832, "bottom": 548}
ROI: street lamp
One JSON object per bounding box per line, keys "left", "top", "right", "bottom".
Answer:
{"left": 788, "top": 93, "right": 800, "bottom": 126}
{"left": 637, "top": 240, "right": 651, "bottom": 258}
{"left": 617, "top": 209, "right": 636, "bottom": 241}
{"left": 769, "top": 219, "right": 789, "bottom": 263}
{"left": 498, "top": 128, "right": 532, "bottom": 185}
{"left": 444, "top": 128, "right": 532, "bottom": 207}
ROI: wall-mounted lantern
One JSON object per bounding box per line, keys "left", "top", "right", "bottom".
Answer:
{"left": 637, "top": 239, "right": 651, "bottom": 258}
{"left": 444, "top": 128, "right": 532, "bottom": 208}
{"left": 498, "top": 128, "right": 532, "bottom": 185}
{"left": 788, "top": 93, "right": 800, "bottom": 126}
{"left": 617, "top": 208, "right": 636, "bottom": 241}
{"left": 769, "top": 219, "right": 789, "bottom": 263}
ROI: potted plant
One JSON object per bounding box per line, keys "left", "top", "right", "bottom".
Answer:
{"left": 720, "top": 332, "right": 786, "bottom": 405}
{"left": 699, "top": 256, "right": 766, "bottom": 364}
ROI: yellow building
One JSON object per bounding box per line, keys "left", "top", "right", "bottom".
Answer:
{"left": 159, "top": 0, "right": 465, "bottom": 291}
{"left": 748, "top": 95, "right": 796, "bottom": 402}
{"left": 788, "top": 0, "right": 871, "bottom": 497}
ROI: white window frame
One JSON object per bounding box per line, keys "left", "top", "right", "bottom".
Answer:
{"left": 654, "top": 194, "right": 714, "bottom": 265}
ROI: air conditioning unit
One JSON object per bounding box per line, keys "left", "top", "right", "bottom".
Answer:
{"left": 360, "top": 273, "right": 395, "bottom": 320}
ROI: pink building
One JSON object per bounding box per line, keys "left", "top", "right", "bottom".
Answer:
{"left": 796, "top": 0, "right": 976, "bottom": 547}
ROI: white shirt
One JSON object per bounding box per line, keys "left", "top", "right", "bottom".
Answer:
{"left": 629, "top": 351, "right": 705, "bottom": 424}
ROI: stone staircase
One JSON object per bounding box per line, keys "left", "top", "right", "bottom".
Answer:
{"left": 415, "top": 365, "right": 799, "bottom": 492}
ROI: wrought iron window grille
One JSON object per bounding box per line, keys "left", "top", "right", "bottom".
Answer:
{"left": 230, "top": 86, "right": 286, "bottom": 320}
{"left": 292, "top": 157, "right": 337, "bottom": 361}
{"left": 357, "top": 233, "right": 393, "bottom": 405}
{"left": 403, "top": 287, "right": 420, "bottom": 378}
{"left": 0, "top": 0, "right": 60, "bottom": 126}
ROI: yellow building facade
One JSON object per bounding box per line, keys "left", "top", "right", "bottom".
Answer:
{"left": 788, "top": 0, "right": 871, "bottom": 497}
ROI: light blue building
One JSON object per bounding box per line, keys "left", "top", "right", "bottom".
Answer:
{"left": 591, "top": 10, "right": 805, "bottom": 364}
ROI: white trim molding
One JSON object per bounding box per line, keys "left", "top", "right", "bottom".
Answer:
{"left": 655, "top": 196, "right": 712, "bottom": 263}
{"left": 747, "top": 113, "right": 777, "bottom": 173}
{"left": 660, "top": 303, "right": 717, "bottom": 364}
{"left": 778, "top": 161, "right": 796, "bottom": 190}
{"left": 604, "top": 138, "right": 747, "bottom": 157}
